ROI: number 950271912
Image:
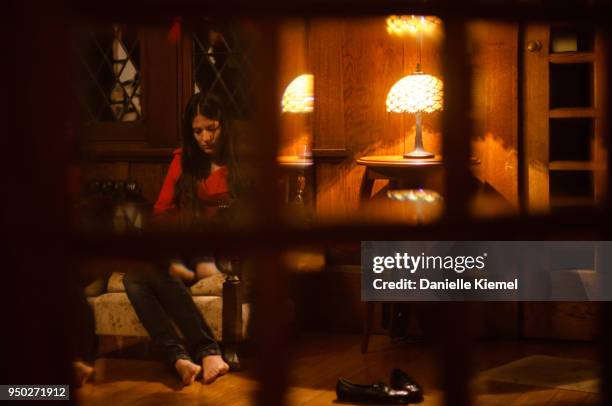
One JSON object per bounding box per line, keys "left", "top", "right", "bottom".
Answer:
{"left": 3, "top": 385, "right": 68, "bottom": 400}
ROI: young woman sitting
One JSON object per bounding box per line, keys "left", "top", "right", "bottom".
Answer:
{"left": 124, "top": 92, "right": 236, "bottom": 385}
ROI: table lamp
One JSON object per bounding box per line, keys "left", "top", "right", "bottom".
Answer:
{"left": 280, "top": 73, "right": 314, "bottom": 159}
{"left": 281, "top": 73, "right": 314, "bottom": 113}
{"left": 280, "top": 73, "right": 314, "bottom": 204}
{"left": 386, "top": 70, "right": 443, "bottom": 159}
{"left": 385, "top": 15, "right": 443, "bottom": 159}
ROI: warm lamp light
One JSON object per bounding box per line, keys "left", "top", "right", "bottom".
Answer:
{"left": 386, "top": 72, "right": 443, "bottom": 159}
{"left": 281, "top": 73, "right": 314, "bottom": 113}
{"left": 386, "top": 15, "right": 441, "bottom": 37}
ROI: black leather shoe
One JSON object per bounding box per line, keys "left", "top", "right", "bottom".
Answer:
{"left": 336, "top": 377, "right": 412, "bottom": 404}
{"left": 389, "top": 369, "right": 424, "bottom": 403}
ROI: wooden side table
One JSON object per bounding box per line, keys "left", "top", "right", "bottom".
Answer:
{"left": 356, "top": 155, "right": 479, "bottom": 352}
{"left": 278, "top": 155, "right": 313, "bottom": 204}
{"left": 357, "top": 155, "right": 481, "bottom": 203}
{"left": 356, "top": 155, "right": 445, "bottom": 204}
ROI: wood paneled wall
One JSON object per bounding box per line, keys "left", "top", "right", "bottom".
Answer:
{"left": 470, "top": 22, "right": 520, "bottom": 207}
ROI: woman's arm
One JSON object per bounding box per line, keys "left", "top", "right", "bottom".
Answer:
{"left": 168, "top": 261, "right": 196, "bottom": 283}
{"left": 169, "top": 260, "right": 220, "bottom": 283}
{"left": 153, "top": 151, "right": 182, "bottom": 215}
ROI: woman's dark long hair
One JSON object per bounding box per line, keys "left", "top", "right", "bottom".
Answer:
{"left": 173, "top": 92, "right": 231, "bottom": 209}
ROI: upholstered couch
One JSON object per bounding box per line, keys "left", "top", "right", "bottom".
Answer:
{"left": 82, "top": 249, "right": 323, "bottom": 366}
{"left": 85, "top": 272, "right": 250, "bottom": 342}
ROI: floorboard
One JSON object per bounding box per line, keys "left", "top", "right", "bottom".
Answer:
{"left": 76, "top": 334, "right": 600, "bottom": 405}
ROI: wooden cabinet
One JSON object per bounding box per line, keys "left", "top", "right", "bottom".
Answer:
{"left": 79, "top": 24, "right": 190, "bottom": 156}
{"left": 523, "top": 24, "right": 607, "bottom": 213}
{"left": 522, "top": 26, "right": 606, "bottom": 340}
{"left": 77, "top": 23, "right": 188, "bottom": 202}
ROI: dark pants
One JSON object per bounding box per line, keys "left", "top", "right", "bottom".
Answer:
{"left": 123, "top": 267, "right": 221, "bottom": 366}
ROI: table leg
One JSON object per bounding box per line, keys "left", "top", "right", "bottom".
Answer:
{"left": 359, "top": 168, "right": 375, "bottom": 206}
{"left": 361, "top": 302, "right": 375, "bottom": 353}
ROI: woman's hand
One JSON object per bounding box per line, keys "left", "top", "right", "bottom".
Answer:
{"left": 195, "top": 261, "right": 221, "bottom": 280}
{"left": 168, "top": 262, "right": 195, "bottom": 283}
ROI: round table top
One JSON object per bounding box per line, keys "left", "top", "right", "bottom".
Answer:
{"left": 356, "top": 155, "right": 443, "bottom": 168}
{"left": 356, "top": 155, "right": 480, "bottom": 168}
{"left": 277, "top": 155, "right": 314, "bottom": 168}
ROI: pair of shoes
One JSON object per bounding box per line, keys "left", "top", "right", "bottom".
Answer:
{"left": 336, "top": 369, "right": 423, "bottom": 404}
{"left": 336, "top": 378, "right": 412, "bottom": 404}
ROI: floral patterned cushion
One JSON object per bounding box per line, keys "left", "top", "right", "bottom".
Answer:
{"left": 89, "top": 293, "right": 250, "bottom": 341}
{"left": 91, "top": 293, "right": 149, "bottom": 336}
{"left": 106, "top": 272, "right": 224, "bottom": 296}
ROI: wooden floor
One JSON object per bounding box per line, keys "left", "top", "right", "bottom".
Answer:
{"left": 77, "top": 334, "right": 600, "bottom": 405}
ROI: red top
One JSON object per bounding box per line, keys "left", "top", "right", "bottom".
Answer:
{"left": 154, "top": 149, "right": 229, "bottom": 216}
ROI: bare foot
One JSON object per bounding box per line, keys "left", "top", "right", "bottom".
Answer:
{"left": 175, "top": 359, "right": 202, "bottom": 385}
{"left": 202, "top": 355, "right": 229, "bottom": 384}
{"left": 73, "top": 361, "right": 94, "bottom": 387}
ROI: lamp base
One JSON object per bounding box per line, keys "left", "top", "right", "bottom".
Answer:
{"left": 403, "top": 149, "right": 435, "bottom": 159}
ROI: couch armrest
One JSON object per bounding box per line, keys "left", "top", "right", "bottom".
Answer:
{"left": 84, "top": 278, "right": 106, "bottom": 297}
{"left": 190, "top": 273, "right": 225, "bottom": 296}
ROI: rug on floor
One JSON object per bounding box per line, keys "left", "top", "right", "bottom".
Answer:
{"left": 476, "top": 355, "right": 599, "bottom": 393}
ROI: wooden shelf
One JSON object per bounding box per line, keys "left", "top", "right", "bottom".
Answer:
{"left": 549, "top": 107, "right": 596, "bottom": 118}
{"left": 526, "top": 25, "right": 604, "bottom": 215}
{"left": 549, "top": 52, "right": 595, "bottom": 64}
{"left": 84, "top": 145, "right": 176, "bottom": 163}
{"left": 549, "top": 161, "right": 599, "bottom": 171}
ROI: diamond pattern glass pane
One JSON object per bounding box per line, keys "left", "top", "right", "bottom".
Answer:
{"left": 78, "top": 25, "right": 142, "bottom": 122}
{"left": 192, "top": 20, "right": 252, "bottom": 119}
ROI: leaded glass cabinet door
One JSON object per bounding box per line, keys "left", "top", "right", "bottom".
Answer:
{"left": 191, "top": 19, "right": 253, "bottom": 120}
{"left": 76, "top": 23, "right": 183, "bottom": 150}
{"left": 79, "top": 25, "right": 142, "bottom": 123}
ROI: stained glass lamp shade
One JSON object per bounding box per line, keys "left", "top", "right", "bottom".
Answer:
{"left": 386, "top": 72, "right": 443, "bottom": 159}
{"left": 281, "top": 74, "right": 314, "bottom": 113}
